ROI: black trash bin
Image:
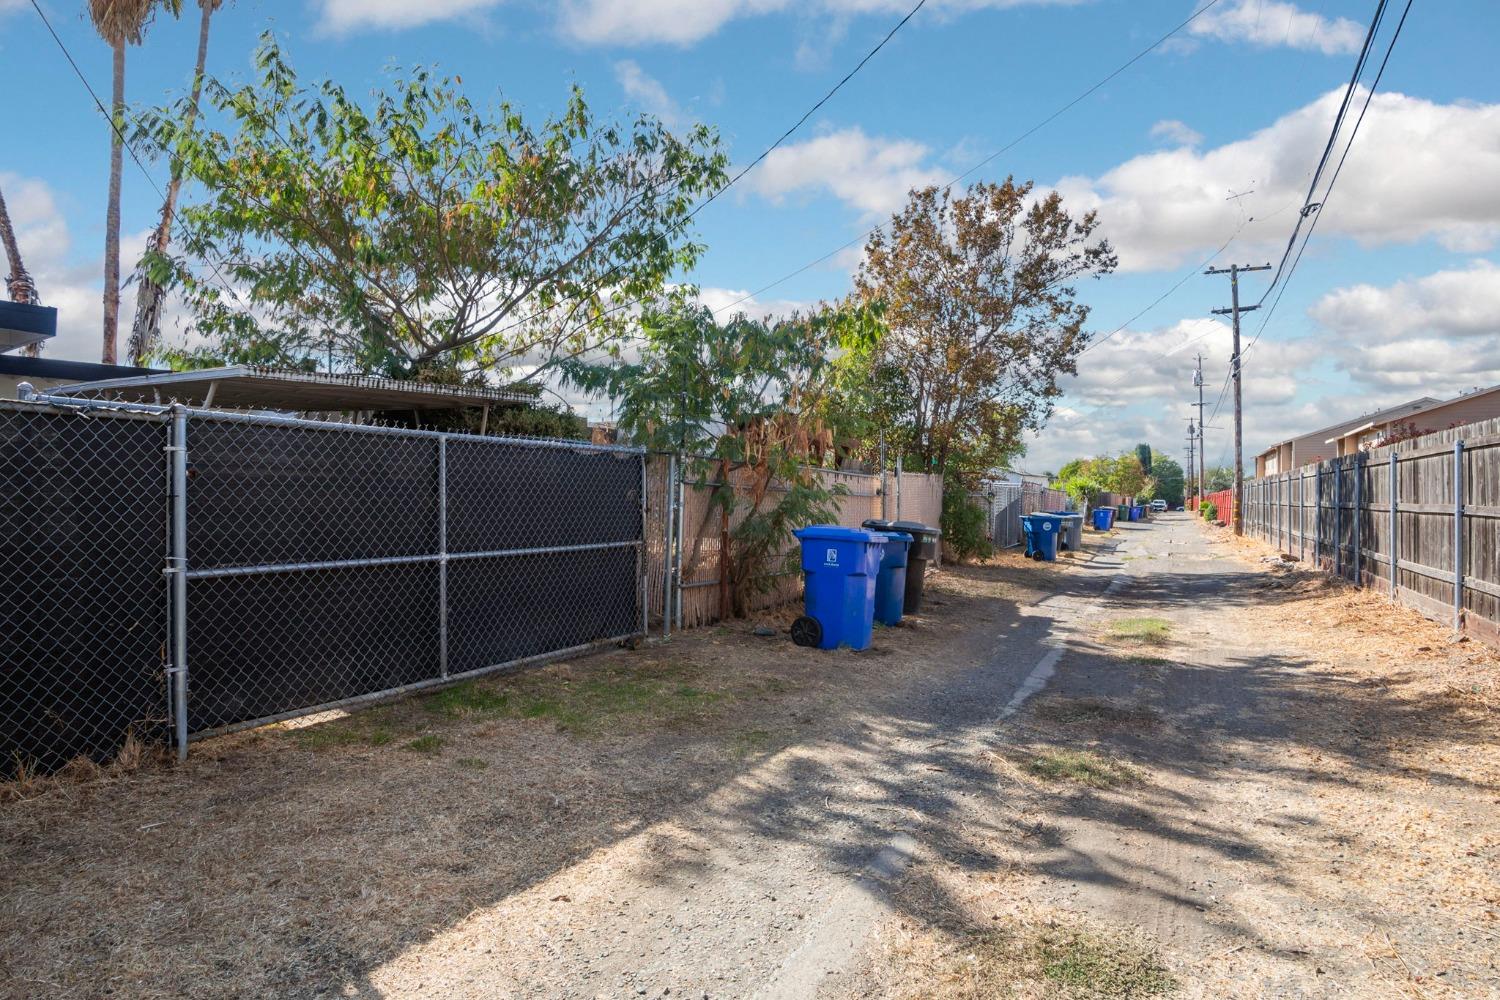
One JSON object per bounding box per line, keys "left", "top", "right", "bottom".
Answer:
{"left": 864, "top": 518, "right": 942, "bottom": 613}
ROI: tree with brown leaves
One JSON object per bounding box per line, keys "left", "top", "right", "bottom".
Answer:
{"left": 855, "top": 179, "right": 1117, "bottom": 479}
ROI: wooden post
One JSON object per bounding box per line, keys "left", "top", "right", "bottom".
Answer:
{"left": 1388, "top": 451, "right": 1398, "bottom": 602}
{"left": 1454, "top": 440, "right": 1465, "bottom": 632}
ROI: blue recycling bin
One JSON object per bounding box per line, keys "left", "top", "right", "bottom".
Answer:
{"left": 1021, "top": 513, "right": 1063, "bottom": 562}
{"left": 1092, "top": 507, "right": 1113, "bottom": 531}
{"left": 791, "top": 525, "right": 882, "bottom": 650}
{"left": 1129, "top": 505, "right": 1143, "bottom": 522}
{"left": 867, "top": 530, "right": 913, "bottom": 626}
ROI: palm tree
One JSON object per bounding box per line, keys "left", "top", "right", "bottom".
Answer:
{"left": 0, "top": 181, "right": 44, "bottom": 357}
{"left": 89, "top": 0, "right": 161, "bottom": 365}
{"left": 129, "top": 0, "right": 219, "bottom": 367}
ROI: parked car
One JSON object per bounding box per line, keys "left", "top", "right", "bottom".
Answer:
{"left": 1150, "top": 499, "right": 1168, "bottom": 512}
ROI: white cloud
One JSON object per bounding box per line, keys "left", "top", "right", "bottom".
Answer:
{"left": 1187, "top": 0, "right": 1366, "bottom": 55}
{"left": 1149, "top": 119, "right": 1202, "bottom": 147}
{"left": 742, "top": 126, "right": 947, "bottom": 217}
{"left": 1054, "top": 88, "right": 1500, "bottom": 272}
{"left": 613, "top": 60, "right": 682, "bottom": 127}
{"left": 315, "top": 0, "right": 501, "bottom": 34}
{"left": 558, "top": 0, "right": 1089, "bottom": 47}
{"left": 695, "top": 285, "right": 813, "bottom": 320}
{"left": 2, "top": 173, "right": 197, "bottom": 366}
{"left": 1307, "top": 261, "right": 1500, "bottom": 389}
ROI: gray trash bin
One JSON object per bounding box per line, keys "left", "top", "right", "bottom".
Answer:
{"left": 1047, "top": 511, "right": 1084, "bottom": 551}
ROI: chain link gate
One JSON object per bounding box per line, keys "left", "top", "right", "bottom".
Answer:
{"left": 4, "top": 393, "right": 649, "bottom": 774}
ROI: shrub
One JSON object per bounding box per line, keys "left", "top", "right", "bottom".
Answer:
{"left": 941, "top": 482, "right": 994, "bottom": 563}
{"left": 1202, "top": 501, "right": 1217, "bottom": 522}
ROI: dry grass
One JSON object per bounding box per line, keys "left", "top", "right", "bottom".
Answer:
{"left": 866, "top": 896, "right": 1174, "bottom": 1000}
{"left": 1030, "top": 697, "right": 1161, "bottom": 731}
{"left": 0, "top": 567, "right": 1024, "bottom": 999}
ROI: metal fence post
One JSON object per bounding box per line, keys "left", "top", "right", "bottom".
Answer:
{"left": 1314, "top": 463, "right": 1322, "bottom": 567}
{"left": 437, "top": 435, "right": 449, "bottom": 679}
{"left": 894, "top": 452, "right": 903, "bottom": 521}
{"left": 1389, "top": 451, "right": 1398, "bottom": 601}
{"left": 878, "top": 433, "right": 888, "bottom": 520}
{"left": 1455, "top": 439, "right": 1465, "bottom": 632}
{"left": 1338, "top": 461, "right": 1350, "bottom": 578}
{"left": 168, "top": 405, "right": 190, "bottom": 762}
{"left": 1353, "top": 452, "right": 1362, "bottom": 586}
{"left": 638, "top": 454, "right": 648, "bottom": 637}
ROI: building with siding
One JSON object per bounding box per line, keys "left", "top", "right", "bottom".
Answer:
{"left": 1254, "top": 395, "right": 1438, "bottom": 476}
{"left": 1323, "top": 384, "right": 1500, "bottom": 456}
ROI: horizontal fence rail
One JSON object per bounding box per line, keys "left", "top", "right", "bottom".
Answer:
{"left": 2, "top": 395, "right": 653, "bottom": 775}
{"left": 1242, "top": 416, "right": 1500, "bottom": 647}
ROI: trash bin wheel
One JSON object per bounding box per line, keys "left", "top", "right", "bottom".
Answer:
{"left": 791, "top": 615, "right": 823, "bottom": 648}
{"left": 1031, "top": 550, "right": 1044, "bottom": 561}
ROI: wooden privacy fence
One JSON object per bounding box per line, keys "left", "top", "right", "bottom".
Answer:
{"left": 1242, "top": 416, "right": 1500, "bottom": 646}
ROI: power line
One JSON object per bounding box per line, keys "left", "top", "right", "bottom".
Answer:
{"left": 1255, "top": 0, "right": 1389, "bottom": 307}
{"left": 692, "top": 0, "right": 929, "bottom": 220}
{"left": 1240, "top": 0, "right": 1413, "bottom": 364}
{"left": 709, "top": 0, "right": 1228, "bottom": 317}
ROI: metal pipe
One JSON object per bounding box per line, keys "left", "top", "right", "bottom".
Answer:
{"left": 184, "top": 539, "right": 642, "bottom": 580}
{"left": 1389, "top": 451, "right": 1398, "bottom": 601}
{"left": 169, "top": 405, "right": 190, "bottom": 762}
{"left": 895, "top": 452, "right": 903, "bottom": 521}
{"left": 878, "top": 432, "right": 888, "bottom": 520}
{"left": 1353, "top": 452, "right": 1362, "bottom": 585}
{"left": 638, "top": 454, "right": 648, "bottom": 638}
{"left": 437, "top": 436, "right": 449, "bottom": 679}
{"left": 22, "top": 389, "right": 646, "bottom": 453}
{"left": 1455, "top": 439, "right": 1465, "bottom": 632}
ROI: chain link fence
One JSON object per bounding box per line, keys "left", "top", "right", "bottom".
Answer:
{"left": 3, "top": 395, "right": 649, "bottom": 775}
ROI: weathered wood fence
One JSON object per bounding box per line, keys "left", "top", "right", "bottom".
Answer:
{"left": 1243, "top": 416, "right": 1500, "bottom": 646}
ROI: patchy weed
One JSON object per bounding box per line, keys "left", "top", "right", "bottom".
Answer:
{"left": 1032, "top": 698, "right": 1160, "bottom": 730}
{"left": 1025, "top": 749, "right": 1140, "bottom": 788}
{"left": 1105, "top": 617, "right": 1173, "bottom": 646}
{"left": 404, "top": 735, "right": 443, "bottom": 754}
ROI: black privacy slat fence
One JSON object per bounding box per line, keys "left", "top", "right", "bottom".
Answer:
{"left": 1, "top": 397, "right": 649, "bottom": 775}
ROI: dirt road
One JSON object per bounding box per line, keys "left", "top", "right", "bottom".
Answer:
{"left": 4, "top": 513, "right": 1497, "bottom": 998}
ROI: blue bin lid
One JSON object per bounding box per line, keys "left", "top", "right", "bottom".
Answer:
{"left": 870, "top": 530, "right": 913, "bottom": 543}
{"left": 795, "top": 524, "right": 877, "bottom": 542}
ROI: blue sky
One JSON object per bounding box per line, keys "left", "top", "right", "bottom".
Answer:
{"left": 3, "top": 0, "right": 1499, "bottom": 473}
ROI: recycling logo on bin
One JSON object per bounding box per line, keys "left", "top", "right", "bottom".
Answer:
{"left": 825, "top": 547, "right": 839, "bottom": 565}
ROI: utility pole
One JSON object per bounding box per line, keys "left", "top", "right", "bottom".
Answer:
{"left": 1186, "top": 419, "right": 1197, "bottom": 504}
{"left": 1192, "top": 354, "right": 1207, "bottom": 506}
{"left": 1206, "top": 263, "right": 1272, "bottom": 536}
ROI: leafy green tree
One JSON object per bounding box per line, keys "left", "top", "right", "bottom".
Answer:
{"left": 1135, "top": 443, "right": 1152, "bottom": 475}
{"left": 1149, "top": 454, "right": 1185, "bottom": 507}
{"left": 138, "top": 36, "right": 726, "bottom": 378}
{"left": 1204, "top": 465, "right": 1234, "bottom": 491}
{"left": 562, "top": 296, "right": 882, "bottom": 616}
{"left": 1105, "top": 452, "right": 1148, "bottom": 497}
{"left": 854, "top": 179, "right": 1116, "bottom": 479}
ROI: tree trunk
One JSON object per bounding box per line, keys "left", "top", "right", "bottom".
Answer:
{"left": 129, "top": 0, "right": 215, "bottom": 366}
{"left": 0, "top": 182, "right": 42, "bottom": 356}
{"left": 102, "top": 40, "right": 125, "bottom": 365}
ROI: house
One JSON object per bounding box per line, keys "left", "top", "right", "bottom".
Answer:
{"left": 991, "top": 469, "right": 1052, "bottom": 488}
{"left": 1, "top": 353, "right": 162, "bottom": 401}
{"left": 1323, "top": 383, "right": 1500, "bottom": 456}
{"left": 1254, "top": 395, "right": 1438, "bottom": 476}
